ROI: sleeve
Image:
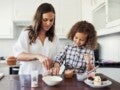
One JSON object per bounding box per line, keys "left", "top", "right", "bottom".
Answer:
{"left": 54, "top": 44, "right": 69, "bottom": 65}
{"left": 13, "top": 30, "right": 30, "bottom": 57}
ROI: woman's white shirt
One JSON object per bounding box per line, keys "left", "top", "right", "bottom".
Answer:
{"left": 13, "top": 30, "right": 60, "bottom": 75}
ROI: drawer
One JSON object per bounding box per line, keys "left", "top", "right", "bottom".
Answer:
{"left": 9, "top": 66, "right": 19, "bottom": 75}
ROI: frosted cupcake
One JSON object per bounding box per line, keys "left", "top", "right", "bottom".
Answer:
{"left": 93, "top": 76, "right": 102, "bottom": 86}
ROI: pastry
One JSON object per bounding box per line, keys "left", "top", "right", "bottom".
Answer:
{"left": 93, "top": 76, "right": 102, "bottom": 86}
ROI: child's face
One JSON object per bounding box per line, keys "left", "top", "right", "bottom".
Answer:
{"left": 73, "top": 32, "right": 88, "bottom": 47}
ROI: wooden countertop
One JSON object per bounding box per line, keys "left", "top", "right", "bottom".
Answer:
{"left": 0, "top": 74, "right": 120, "bottom": 90}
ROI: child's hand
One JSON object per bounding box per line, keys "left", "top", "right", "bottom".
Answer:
{"left": 87, "top": 72, "right": 95, "bottom": 78}
{"left": 49, "top": 66, "right": 60, "bottom": 75}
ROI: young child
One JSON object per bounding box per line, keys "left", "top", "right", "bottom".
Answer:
{"left": 51, "top": 21, "right": 97, "bottom": 77}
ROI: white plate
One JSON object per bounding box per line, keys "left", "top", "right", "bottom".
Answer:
{"left": 84, "top": 79, "right": 112, "bottom": 88}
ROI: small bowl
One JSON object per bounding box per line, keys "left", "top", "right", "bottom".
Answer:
{"left": 76, "top": 73, "right": 87, "bottom": 81}
{"left": 64, "top": 69, "right": 74, "bottom": 78}
{"left": 42, "top": 75, "right": 63, "bottom": 86}
{"left": 7, "top": 56, "right": 16, "bottom": 65}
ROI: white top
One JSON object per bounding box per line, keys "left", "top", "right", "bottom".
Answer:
{"left": 13, "top": 30, "right": 60, "bottom": 75}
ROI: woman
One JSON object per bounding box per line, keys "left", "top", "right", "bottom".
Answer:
{"left": 13, "top": 3, "right": 60, "bottom": 75}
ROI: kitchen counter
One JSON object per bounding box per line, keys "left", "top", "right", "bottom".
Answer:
{"left": 0, "top": 60, "right": 19, "bottom": 75}
{"left": 0, "top": 61, "right": 9, "bottom": 75}
{"left": 0, "top": 61, "right": 120, "bottom": 83}
{"left": 0, "top": 74, "right": 120, "bottom": 90}
{"left": 97, "top": 67, "right": 120, "bottom": 83}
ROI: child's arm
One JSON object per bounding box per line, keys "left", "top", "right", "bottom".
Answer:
{"left": 50, "top": 45, "right": 69, "bottom": 75}
{"left": 84, "top": 54, "right": 94, "bottom": 71}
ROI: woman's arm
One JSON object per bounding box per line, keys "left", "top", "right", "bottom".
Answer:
{"left": 17, "top": 52, "right": 52, "bottom": 70}
{"left": 17, "top": 52, "right": 38, "bottom": 61}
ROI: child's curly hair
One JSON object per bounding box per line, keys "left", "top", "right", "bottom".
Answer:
{"left": 68, "top": 21, "right": 97, "bottom": 50}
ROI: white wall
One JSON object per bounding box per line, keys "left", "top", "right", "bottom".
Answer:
{"left": 0, "top": 37, "right": 71, "bottom": 58}
{"left": 98, "top": 32, "right": 120, "bottom": 62}
{"left": 0, "top": 40, "right": 15, "bottom": 57}
{"left": 0, "top": 24, "right": 71, "bottom": 57}
{"left": 1, "top": 32, "right": 120, "bottom": 63}
{"left": 0, "top": 26, "right": 23, "bottom": 57}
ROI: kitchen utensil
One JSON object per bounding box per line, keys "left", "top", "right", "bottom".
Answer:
{"left": 76, "top": 66, "right": 99, "bottom": 81}
{"left": 0, "top": 73, "right": 4, "bottom": 80}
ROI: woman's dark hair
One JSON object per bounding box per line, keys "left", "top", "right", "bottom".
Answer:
{"left": 68, "top": 21, "right": 97, "bottom": 50}
{"left": 26, "top": 3, "right": 55, "bottom": 44}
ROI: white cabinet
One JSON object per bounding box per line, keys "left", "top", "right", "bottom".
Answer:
{"left": 107, "top": 0, "right": 120, "bottom": 23}
{"left": 91, "top": 0, "right": 106, "bottom": 32}
{"left": 58, "top": 0, "right": 82, "bottom": 38}
{"left": 13, "top": 0, "right": 43, "bottom": 21}
{"left": 92, "top": 1, "right": 106, "bottom": 30}
{"left": 0, "top": 0, "right": 13, "bottom": 38}
{"left": 91, "top": 0, "right": 120, "bottom": 36}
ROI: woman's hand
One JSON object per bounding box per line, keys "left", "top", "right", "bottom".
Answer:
{"left": 37, "top": 55, "right": 52, "bottom": 70}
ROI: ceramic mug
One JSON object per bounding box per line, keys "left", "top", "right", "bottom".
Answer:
{"left": 76, "top": 72, "right": 87, "bottom": 81}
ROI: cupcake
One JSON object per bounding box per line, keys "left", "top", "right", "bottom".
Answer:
{"left": 93, "top": 76, "right": 102, "bottom": 86}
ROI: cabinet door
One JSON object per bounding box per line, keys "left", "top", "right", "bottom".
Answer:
{"left": 13, "top": 0, "right": 43, "bottom": 21}
{"left": 59, "top": 0, "right": 82, "bottom": 38}
{"left": 0, "top": 0, "right": 13, "bottom": 38}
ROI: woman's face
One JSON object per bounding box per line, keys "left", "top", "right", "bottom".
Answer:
{"left": 73, "top": 32, "right": 88, "bottom": 47}
{"left": 41, "top": 12, "right": 55, "bottom": 32}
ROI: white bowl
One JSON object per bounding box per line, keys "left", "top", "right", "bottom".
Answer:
{"left": 42, "top": 75, "right": 63, "bottom": 86}
{"left": 76, "top": 73, "right": 87, "bottom": 81}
